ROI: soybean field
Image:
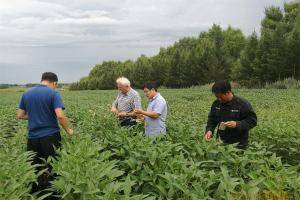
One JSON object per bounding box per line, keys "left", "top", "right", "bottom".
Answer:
{"left": 0, "top": 88, "right": 300, "bottom": 199}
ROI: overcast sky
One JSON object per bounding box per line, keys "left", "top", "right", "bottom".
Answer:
{"left": 0, "top": 0, "right": 291, "bottom": 84}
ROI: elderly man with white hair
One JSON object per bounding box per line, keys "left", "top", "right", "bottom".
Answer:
{"left": 111, "top": 77, "right": 142, "bottom": 127}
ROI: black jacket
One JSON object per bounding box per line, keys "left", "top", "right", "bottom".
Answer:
{"left": 205, "top": 95, "right": 257, "bottom": 148}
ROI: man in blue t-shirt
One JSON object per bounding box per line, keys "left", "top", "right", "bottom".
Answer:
{"left": 17, "top": 72, "right": 73, "bottom": 193}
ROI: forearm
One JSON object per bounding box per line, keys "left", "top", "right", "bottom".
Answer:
{"left": 111, "top": 106, "right": 118, "bottom": 114}
{"left": 58, "top": 117, "right": 70, "bottom": 132}
{"left": 21, "top": 114, "right": 28, "bottom": 120}
{"left": 236, "top": 112, "right": 257, "bottom": 131}
{"left": 206, "top": 118, "right": 218, "bottom": 133}
{"left": 127, "top": 111, "right": 140, "bottom": 117}
{"left": 141, "top": 111, "right": 159, "bottom": 119}
{"left": 236, "top": 118, "right": 257, "bottom": 130}
{"left": 206, "top": 106, "right": 218, "bottom": 133}
{"left": 16, "top": 109, "right": 28, "bottom": 120}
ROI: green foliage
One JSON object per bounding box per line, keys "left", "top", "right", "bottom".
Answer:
{"left": 70, "top": 1, "right": 300, "bottom": 90}
{"left": 1, "top": 88, "right": 300, "bottom": 199}
{"left": 0, "top": 128, "right": 39, "bottom": 200}
{"left": 265, "top": 77, "right": 300, "bottom": 89}
{"left": 70, "top": 24, "right": 246, "bottom": 90}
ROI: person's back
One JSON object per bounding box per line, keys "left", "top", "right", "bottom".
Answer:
{"left": 17, "top": 72, "right": 73, "bottom": 195}
{"left": 20, "top": 84, "right": 63, "bottom": 138}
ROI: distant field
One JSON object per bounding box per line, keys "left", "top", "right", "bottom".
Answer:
{"left": 1, "top": 88, "right": 299, "bottom": 199}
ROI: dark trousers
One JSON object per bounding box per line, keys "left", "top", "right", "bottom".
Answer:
{"left": 119, "top": 118, "right": 137, "bottom": 127}
{"left": 27, "top": 132, "right": 61, "bottom": 196}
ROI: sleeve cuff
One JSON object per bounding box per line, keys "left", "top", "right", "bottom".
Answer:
{"left": 205, "top": 128, "right": 214, "bottom": 134}
{"left": 236, "top": 121, "right": 241, "bottom": 130}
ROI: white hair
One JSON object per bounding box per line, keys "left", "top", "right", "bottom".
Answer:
{"left": 116, "top": 77, "right": 131, "bottom": 86}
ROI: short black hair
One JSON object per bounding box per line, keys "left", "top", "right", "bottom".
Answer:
{"left": 41, "top": 72, "right": 58, "bottom": 82}
{"left": 212, "top": 80, "right": 231, "bottom": 94}
{"left": 143, "top": 82, "right": 158, "bottom": 92}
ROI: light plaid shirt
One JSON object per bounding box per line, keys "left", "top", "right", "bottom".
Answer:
{"left": 112, "top": 88, "right": 142, "bottom": 113}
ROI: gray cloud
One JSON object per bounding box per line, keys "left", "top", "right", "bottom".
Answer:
{"left": 0, "top": 0, "right": 291, "bottom": 84}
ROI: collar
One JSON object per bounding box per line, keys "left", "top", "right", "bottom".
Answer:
{"left": 151, "top": 93, "right": 160, "bottom": 101}
{"left": 121, "top": 88, "right": 132, "bottom": 96}
{"left": 221, "top": 95, "right": 236, "bottom": 106}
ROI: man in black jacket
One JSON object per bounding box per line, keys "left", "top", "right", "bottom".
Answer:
{"left": 204, "top": 81, "right": 257, "bottom": 149}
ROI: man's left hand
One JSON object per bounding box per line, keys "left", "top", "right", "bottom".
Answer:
{"left": 224, "top": 121, "right": 237, "bottom": 128}
{"left": 118, "top": 112, "right": 127, "bottom": 117}
{"left": 133, "top": 109, "right": 143, "bottom": 115}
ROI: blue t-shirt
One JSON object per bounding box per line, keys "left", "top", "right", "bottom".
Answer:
{"left": 19, "top": 85, "right": 65, "bottom": 139}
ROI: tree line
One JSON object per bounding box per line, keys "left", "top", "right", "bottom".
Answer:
{"left": 70, "top": 2, "right": 300, "bottom": 90}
